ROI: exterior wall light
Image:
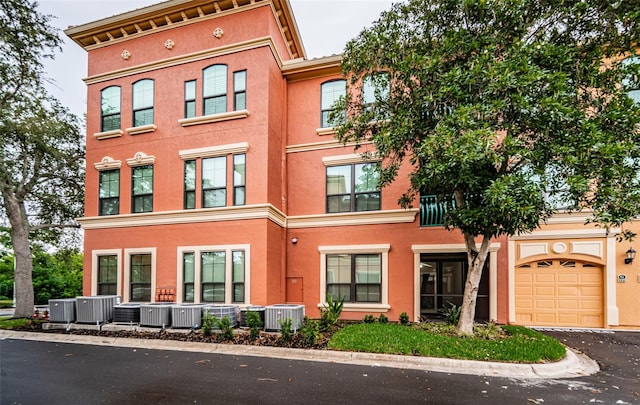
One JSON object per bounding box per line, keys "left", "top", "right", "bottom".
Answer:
{"left": 624, "top": 247, "right": 636, "bottom": 264}
{"left": 291, "top": 237, "right": 298, "bottom": 245}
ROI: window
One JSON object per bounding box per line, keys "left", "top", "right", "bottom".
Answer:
{"left": 622, "top": 55, "right": 640, "bottom": 104}
{"left": 233, "top": 70, "right": 246, "bottom": 111}
{"left": 233, "top": 154, "right": 246, "bottom": 206}
{"left": 101, "top": 86, "right": 121, "bottom": 132}
{"left": 97, "top": 255, "right": 117, "bottom": 295}
{"left": 232, "top": 251, "right": 245, "bottom": 302}
{"left": 183, "top": 252, "right": 195, "bottom": 302}
{"left": 321, "top": 80, "right": 346, "bottom": 127}
{"left": 132, "top": 165, "right": 153, "bottom": 213}
{"left": 184, "top": 160, "right": 196, "bottom": 209}
{"left": 362, "top": 73, "right": 389, "bottom": 115}
{"left": 203, "top": 64, "right": 227, "bottom": 115}
{"left": 201, "top": 251, "right": 226, "bottom": 303}
{"left": 326, "top": 254, "right": 381, "bottom": 303}
{"left": 184, "top": 80, "right": 197, "bottom": 118}
{"left": 99, "top": 169, "right": 120, "bottom": 215}
{"left": 326, "top": 162, "right": 381, "bottom": 213}
{"left": 202, "top": 156, "right": 226, "bottom": 208}
{"left": 132, "top": 79, "right": 154, "bottom": 127}
{"left": 130, "top": 254, "right": 151, "bottom": 302}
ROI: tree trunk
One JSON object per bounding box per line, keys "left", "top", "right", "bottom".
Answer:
{"left": 2, "top": 190, "right": 34, "bottom": 318}
{"left": 456, "top": 235, "right": 491, "bottom": 335}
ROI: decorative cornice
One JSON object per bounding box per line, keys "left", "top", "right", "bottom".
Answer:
{"left": 126, "top": 151, "right": 156, "bottom": 167}
{"left": 179, "top": 142, "right": 250, "bottom": 160}
{"left": 178, "top": 109, "right": 249, "bottom": 127}
{"left": 94, "top": 156, "right": 122, "bottom": 171}
{"left": 282, "top": 55, "right": 342, "bottom": 82}
{"left": 77, "top": 204, "right": 287, "bottom": 230}
{"left": 286, "top": 140, "right": 372, "bottom": 154}
{"left": 511, "top": 228, "right": 618, "bottom": 240}
{"left": 287, "top": 209, "right": 418, "bottom": 229}
{"left": 125, "top": 124, "right": 157, "bottom": 135}
{"left": 316, "top": 127, "right": 337, "bottom": 136}
{"left": 322, "top": 153, "right": 380, "bottom": 166}
{"left": 93, "top": 129, "right": 123, "bottom": 140}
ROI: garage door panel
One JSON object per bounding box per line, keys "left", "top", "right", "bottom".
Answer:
{"left": 535, "top": 286, "right": 555, "bottom": 296}
{"left": 535, "top": 274, "right": 556, "bottom": 283}
{"left": 557, "top": 286, "right": 579, "bottom": 296}
{"left": 580, "top": 273, "right": 601, "bottom": 283}
{"left": 557, "top": 274, "right": 579, "bottom": 283}
{"left": 535, "top": 299, "right": 556, "bottom": 309}
{"left": 557, "top": 300, "right": 578, "bottom": 310}
{"left": 581, "top": 286, "right": 602, "bottom": 297}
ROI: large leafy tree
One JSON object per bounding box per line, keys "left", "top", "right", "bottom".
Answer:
{"left": 334, "top": 0, "right": 640, "bottom": 334}
{"left": 0, "top": 0, "right": 84, "bottom": 317}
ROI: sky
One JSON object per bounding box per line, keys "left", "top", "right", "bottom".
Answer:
{"left": 35, "top": 0, "right": 396, "bottom": 120}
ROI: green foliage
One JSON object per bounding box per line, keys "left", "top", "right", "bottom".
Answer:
{"left": 300, "top": 317, "right": 321, "bottom": 346}
{"left": 441, "top": 302, "right": 461, "bottom": 326}
{"left": 216, "top": 315, "right": 234, "bottom": 340}
{"left": 363, "top": 314, "right": 376, "bottom": 323}
{"left": 319, "top": 294, "right": 344, "bottom": 332}
{"left": 31, "top": 247, "right": 83, "bottom": 305}
{"left": 202, "top": 312, "right": 216, "bottom": 337}
{"left": 329, "top": 323, "right": 565, "bottom": 363}
{"left": 399, "top": 312, "right": 410, "bottom": 325}
{"left": 378, "top": 314, "right": 388, "bottom": 324}
{"left": 278, "top": 318, "right": 293, "bottom": 342}
{"left": 0, "top": 317, "right": 31, "bottom": 330}
{"left": 246, "top": 310, "right": 263, "bottom": 341}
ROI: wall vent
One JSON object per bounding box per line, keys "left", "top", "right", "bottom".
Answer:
{"left": 75, "top": 295, "right": 120, "bottom": 324}
{"left": 48, "top": 298, "right": 77, "bottom": 323}
{"left": 265, "top": 304, "right": 305, "bottom": 331}
{"left": 171, "top": 304, "right": 204, "bottom": 328}
{"left": 140, "top": 303, "right": 172, "bottom": 327}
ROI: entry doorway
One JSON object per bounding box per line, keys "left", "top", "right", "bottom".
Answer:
{"left": 419, "top": 254, "right": 489, "bottom": 320}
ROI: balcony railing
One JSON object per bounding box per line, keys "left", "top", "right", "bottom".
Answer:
{"left": 420, "top": 195, "right": 454, "bottom": 227}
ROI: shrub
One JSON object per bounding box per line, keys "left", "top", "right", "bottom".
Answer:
{"left": 378, "top": 314, "right": 388, "bottom": 324}
{"left": 319, "top": 294, "right": 344, "bottom": 332}
{"left": 246, "top": 310, "right": 263, "bottom": 341}
{"left": 278, "top": 318, "right": 293, "bottom": 342}
{"left": 300, "top": 317, "right": 320, "bottom": 345}
{"left": 441, "top": 302, "right": 461, "bottom": 325}
{"left": 363, "top": 314, "right": 376, "bottom": 323}
{"left": 202, "top": 312, "right": 216, "bottom": 337}
{"left": 217, "top": 315, "right": 234, "bottom": 340}
{"left": 399, "top": 312, "right": 409, "bottom": 325}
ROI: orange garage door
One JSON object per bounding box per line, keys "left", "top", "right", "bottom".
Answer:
{"left": 515, "top": 260, "right": 603, "bottom": 328}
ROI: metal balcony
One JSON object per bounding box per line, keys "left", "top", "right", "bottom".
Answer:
{"left": 419, "top": 195, "right": 453, "bottom": 227}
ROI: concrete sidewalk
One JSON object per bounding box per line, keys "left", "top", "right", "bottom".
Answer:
{"left": 0, "top": 329, "right": 598, "bottom": 379}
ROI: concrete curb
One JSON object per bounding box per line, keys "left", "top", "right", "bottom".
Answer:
{"left": 0, "top": 329, "right": 599, "bottom": 379}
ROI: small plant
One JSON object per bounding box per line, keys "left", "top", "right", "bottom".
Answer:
{"left": 217, "top": 315, "right": 234, "bottom": 340}
{"left": 246, "top": 310, "right": 263, "bottom": 341}
{"left": 319, "top": 294, "right": 344, "bottom": 332}
{"left": 363, "top": 314, "right": 376, "bottom": 323}
{"left": 378, "top": 314, "right": 388, "bottom": 324}
{"left": 441, "top": 302, "right": 461, "bottom": 326}
{"left": 399, "top": 312, "right": 409, "bottom": 325}
{"left": 202, "top": 312, "right": 217, "bottom": 336}
{"left": 300, "top": 317, "right": 320, "bottom": 346}
{"left": 278, "top": 317, "right": 293, "bottom": 342}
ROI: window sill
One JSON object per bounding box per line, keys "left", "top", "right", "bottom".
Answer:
{"left": 178, "top": 109, "right": 249, "bottom": 127}
{"left": 316, "top": 126, "right": 337, "bottom": 136}
{"left": 126, "top": 124, "right": 157, "bottom": 135}
{"left": 317, "top": 303, "right": 390, "bottom": 312}
{"left": 93, "top": 129, "right": 123, "bottom": 140}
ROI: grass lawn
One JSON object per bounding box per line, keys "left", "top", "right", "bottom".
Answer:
{"left": 0, "top": 300, "right": 13, "bottom": 309}
{"left": 328, "top": 322, "right": 565, "bottom": 363}
{"left": 0, "top": 316, "right": 31, "bottom": 330}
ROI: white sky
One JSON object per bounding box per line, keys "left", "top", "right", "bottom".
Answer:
{"left": 36, "top": 0, "right": 395, "bottom": 120}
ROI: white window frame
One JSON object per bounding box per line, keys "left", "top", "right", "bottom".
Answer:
{"left": 176, "top": 244, "right": 251, "bottom": 305}
{"left": 123, "top": 247, "right": 157, "bottom": 303}
{"left": 91, "top": 249, "right": 122, "bottom": 296}
{"left": 318, "top": 244, "right": 390, "bottom": 312}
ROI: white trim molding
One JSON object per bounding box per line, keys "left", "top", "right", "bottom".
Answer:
{"left": 287, "top": 209, "right": 418, "bottom": 229}
{"left": 286, "top": 140, "right": 372, "bottom": 154}
{"left": 93, "top": 129, "right": 123, "bottom": 140}
{"left": 316, "top": 127, "right": 337, "bottom": 136}
{"left": 126, "top": 152, "right": 156, "bottom": 167}
{"left": 179, "top": 142, "right": 249, "bottom": 160}
{"left": 123, "top": 247, "right": 157, "bottom": 303}
{"left": 125, "top": 124, "right": 157, "bottom": 136}
{"left": 322, "top": 153, "right": 380, "bottom": 166}
{"left": 412, "top": 243, "right": 501, "bottom": 323}
{"left": 94, "top": 156, "right": 122, "bottom": 171}
{"left": 90, "top": 249, "right": 122, "bottom": 296}
{"left": 178, "top": 109, "right": 249, "bottom": 127}
{"left": 318, "top": 244, "right": 391, "bottom": 312}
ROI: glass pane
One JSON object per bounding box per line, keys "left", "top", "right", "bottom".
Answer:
{"left": 101, "top": 86, "right": 120, "bottom": 115}
{"left": 185, "top": 101, "right": 196, "bottom": 118}
{"left": 234, "top": 92, "right": 246, "bottom": 110}
{"left": 183, "top": 253, "right": 195, "bottom": 283}
{"left": 132, "top": 166, "right": 153, "bottom": 195}
{"left": 202, "top": 252, "right": 225, "bottom": 283}
{"left": 232, "top": 251, "right": 244, "bottom": 282}
{"left": 100, "top": 199, "right": 119, "bottom": 215}
{"left": 204, "top": 95, "right": 227, "bottom": 115}
{"left": 327, "top": 285, "right": 350, "bottom": 302}
{"left": 355, "top": 193, "right": 381, "bottom": 211}
{"left": 184, "top": 285, "right": 194, "bottom": 302}
{"left": 441, "top": 261, "right": 464, "bottom": 295}
{"left": 233, "top": 70, "right": 246, "bottom": 92}
{"left": 99, "top": 170, "right": 119, "bottom": 198}
{"left": 203, "top": 65, "right": 227, "bottom": 97}
{"left": 233, "top": 154, "right": 245, "bottom": 186}
{"left": 185, "top": 191, "right": 195, "bottom": 209}
{"left": 234, "top": 187, "right": 245, "bottom": 206}
{"left": 326, "top": 254, "right": 351, "bottom": 283}
{"left": 185, "top": 80, "right": 196, "bottom": 100}
{"left": 355, "top": 163, "right": 380, "bottom": 192}
{"left": 355, "top": 285, "right": 381, "bottom": 302}
{"left": 355, "top": 254, "right": 381, "bottom": 283}
{"left": 327, "top": 195, "right": 351, "bottom": 213}
{"left": 203, "top": 189, "right": 226, "bottom": 207}
{"left": 321, "top": 80, "right": 346, "bottom": 110}
{"left": 202, "top": 157, "right": 226, "bottom": 188}
{"left": 102, "top": 114, "right": 121, "bottom": 132}
{"left": 233, "top": 284, "right": 244, "bottom": 303}
{"left": 184, "top": 161, "right": 196, "bottom": 190}
{"left": 133, "top": 79, "right": 154, "bottom": 109}
{"left": 133, "top": 108, "right": 154, "bottom": 127}
{"left": 327, "top": 165, "right": 351, "bottom": 194}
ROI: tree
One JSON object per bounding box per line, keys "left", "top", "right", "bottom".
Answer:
{"left": 0, "top": 0, "right": 84, "bottom": 317}
{"left": 333, "top": 0, "right": 640, "bottom": 334}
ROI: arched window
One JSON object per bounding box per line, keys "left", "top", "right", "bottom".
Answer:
{"left": 132, "top": 79, "right": 154, "bottom": 127}
{"left": 101, "top": 86, "right": 121, "bottom": 132}
{"left": 203, "top": 65, "right": 228, "bottom": 115}
{"left": 320, "top": 79, "right": 346, "bottom": 127}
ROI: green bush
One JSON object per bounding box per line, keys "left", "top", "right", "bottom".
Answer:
{"left": 378, "top": 314, "right": 388, "bottom": 324}
{"left": 319, "top": 294, "right": 344, "bottom": 332}
{"left": 300, "top": 317, "right": 320, "bottom": 345}
{"left": 278, "top": 318, "right": 293, "bottom": 342}
{"left": 217, "top": 315, "right": 234, "bottom": 340}
{"left": 246, "top": 310, "right": 263, "bottom": 341}
{"left": 441, "top": 302, "right": 461, "bottom": 325}
{"left": 363, "top": 314, "right": 376, "bottom": 323}
{"left": 399, "top": 312, "right": 410, "bottom": 325}
{"left": 202, "top": 312, "right": 216, "bottom": 336}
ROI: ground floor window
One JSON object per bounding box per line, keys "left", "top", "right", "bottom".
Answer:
{"left": 326, "top": 253, "right": 381, "bottom": 303}
{"left": 130, "top": 254, "right": 152, "bottom": 302}
{"left": 97, "top": 255, "right": 117, "bottom": 295}
{"left": 178, "top": 245, "right": 249, "bottom": 304}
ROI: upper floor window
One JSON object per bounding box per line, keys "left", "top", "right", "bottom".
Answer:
{"left": 132, "top": 165, "right": 153, "bottom": 213}
{"left": 184, "top": 160, "right": 196, "bottom": 209}
{"left": 326, "top": 162, "right": 381, "bottom": 213}
{"left": 203, "top": 64, "right": 227, "bottom": 115}
{"left": 233, "top": 154, "right": 246, "bottom": 206}
{"left": 132, "top": 79, "right": 154, "bottom": 127}
{"left": 623, "top": 55, "right": 640, "bottom": 104}
{"left": 362, "top": 73, "right": 389, "bottom": 115}
{"left": 101, "top": 86, "right": 121, "bottom": 132}
{"left": 233, "top": 70, "right": 247, "bottom": 111}
{"left": 184, "top": 80, "right": 196, "bottom": 118}
{"left": 202, "top": 156, "right": 227, "bottom": 208}
{"left": 321, "top": 80, "right": 346, "bottom": 128}
{"left": 99, "top": 169, "right": 120, "bottom": 216}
